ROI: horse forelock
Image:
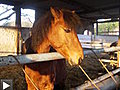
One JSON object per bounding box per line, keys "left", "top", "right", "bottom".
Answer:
{"left": 63, "top": 10, "right": 82, "bottom": 30}
{"left": 31, "top": 9, "right": 81, "bottom": 51}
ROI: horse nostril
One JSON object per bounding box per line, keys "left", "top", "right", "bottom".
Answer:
{"left": 78, "top": 58, "right": 82, "bottom": 65}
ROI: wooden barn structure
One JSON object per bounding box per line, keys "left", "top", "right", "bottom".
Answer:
{"left": 0, "top": 0, "right": 120, "bottom": 90}
{"left": 0, "top": 0, "right": 119, "bottom": 54}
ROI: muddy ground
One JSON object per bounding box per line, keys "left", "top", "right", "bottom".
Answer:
{"left": 0, "top": 52, "right": 115, "bottom": 90}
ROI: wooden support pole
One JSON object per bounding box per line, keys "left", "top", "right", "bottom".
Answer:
{"left": 15, "top": 6, "right": 21, "bottom": 55}
{"left": 92, "top": 23, "right": 94, "bottom": 35}
{"left": 96, "top": 22, "right": 98, "bottom": 35}
{"left": 119, "top": 1, "right": 120, "bottom": 38}
{"left": 15, "top": 7, "right": 21, "bottom": 27}
{"left": 118, "top": 6, "right": 120, "bottom": 67}
{"left": 117, "top": 51, "right": 120, "bottom": 67}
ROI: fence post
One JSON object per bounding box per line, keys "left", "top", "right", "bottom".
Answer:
{"left": 15, "top": 6, "right": 21, "bottom": 55}
{"left": 117, "top": 51, "right": 120, "bottom": 67}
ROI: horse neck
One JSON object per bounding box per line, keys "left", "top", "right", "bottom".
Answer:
{"left": 34, "top": 38, "right": 50, "bottom": 53}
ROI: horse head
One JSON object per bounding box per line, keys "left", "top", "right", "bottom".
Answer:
{"left": 48, "top": 8, "right": 84, "bottom": 65}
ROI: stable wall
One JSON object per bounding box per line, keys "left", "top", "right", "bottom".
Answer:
{"left": 0, "top": 27, "right": 18, "bottom": 56}
{"left": 0, "top": 26, "right": 118, "bottom": 57}
{"left": 76, "top": 19, "right": 94, "bottom": 34}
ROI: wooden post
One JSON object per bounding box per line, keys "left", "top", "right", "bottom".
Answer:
{"left": 118, "top": 1, "right": 120, "bottom": 37}
{"left": 15, "top": 6, "right": 21, "bottom": 55}
{"left": 96, "top": 22, "right": 98, "bottom": 35}
{"left": 119, "top": 19, "right": 120, "bottom": 37}
{"left": 117, "top": 6, "right": 120, "bottom": 67}
{"left": 117, "top": 51, "right": 120, "bottom": 67}
{"left": 15, "top": 7, "right": 21, "bottom": 27}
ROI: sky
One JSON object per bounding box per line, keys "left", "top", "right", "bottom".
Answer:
{"left": 0, "top": 4, "right": 35, "bottom": 27}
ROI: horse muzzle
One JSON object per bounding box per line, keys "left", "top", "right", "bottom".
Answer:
{"left": 78, "top": 57, "right": 82, "bottom": 65}
{"left": 68, "top": 57, "right": 83, "bottom": 66}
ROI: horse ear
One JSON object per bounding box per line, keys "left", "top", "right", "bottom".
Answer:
{"left": 50, "top": 7, "right": 62, "bottom": 20}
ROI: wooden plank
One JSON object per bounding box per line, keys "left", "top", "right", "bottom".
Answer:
{"left": 83, "top": 46, "right": 120, "bottom": 52}
{"left": 117, "top": 51, "right": 120, "bottom": 67}
{"left": 100, "top": 59, "right": 117, "bottom": 63}
{"left": 104, "top": 46, "right": 120, "bottom": 52}
{"left": 82, "top": 45, "right": 103, "bottom": 49}
{"left": 0, "top": 52, "right": 64, "bottom": 66}
{"left": 15, "top": 6, "right": 21, "bottom": 54}
{"left": 0, "top": 49, "right": 104, "bottom": 66}
{"left": 0, "top": 46, "right": 120, "bottom": 67}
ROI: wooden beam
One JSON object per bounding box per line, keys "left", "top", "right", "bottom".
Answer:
{"left": 80, "top": 15, "right": 119, "bottom": 20}
{"left": 96, "top": 22, "right": 98, "bottom": 35}
{"left": 104, "top": 46, "right": 120, "bottom": 52}
{"left": 119, "top": 7, "right": 120, "bottom": 37}
{"left": 15, "top": 6, "right": 21, "bottom": 27}
{"left": 79, "top": 5, "right": 120, "bottom": 15}
{"left": 15, "top": 6, "right": 21, "bottom": 55}
{"left": 0, "top": 0, "right": 23, "bottom": 6}
{"left": 0, "top": 0, "right": 15, "bottom": 6}
{"left": 0, "top": 50, "right": 104, "bottom": 67}
{"left": 0, "top": 46, "right": 120, "bottom": 66}
{"left": 94, "top": 19, "right": 119, "bottom": 23}
{"left": 117, "top": 51, "right": 120, "bottom": 67}
{"left": 0, "top": 52, "right": 64, "bottom": 66}
{"left": 100, "top": 59, "right": 117, "bottom": 63}
{"left": 0, "top": 26, "right": 30, "bottom": 30}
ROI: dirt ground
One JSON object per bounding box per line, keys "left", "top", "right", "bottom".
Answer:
{"left": 0, "top": 52, "right": 115, "bottom": 90}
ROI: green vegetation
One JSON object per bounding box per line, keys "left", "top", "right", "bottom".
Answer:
{"left": 98, "top": 22, "right": 119, "bottom": 32}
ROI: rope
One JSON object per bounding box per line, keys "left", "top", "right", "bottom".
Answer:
{"left": 9, "top": 55, "right": 39, "bottom": 90}
{"left": 91, "top": 49, "right": 119, "bottom": 89}
{"left": 78, "top": 65, "right": 100, "bottom": 90}
{"left": 99, "top": 59, "right": 118, "bottom": 85}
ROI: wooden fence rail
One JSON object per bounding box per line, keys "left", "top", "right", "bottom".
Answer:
{"left": 0, "top": 46, "right": 120, "bottom": 67}
{"left": 0, "top": 52, "right": 64, "bottom": 66}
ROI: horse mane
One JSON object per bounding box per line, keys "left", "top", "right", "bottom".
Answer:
{"left": 31, "top": 9, "right": 82, "bottom": 51}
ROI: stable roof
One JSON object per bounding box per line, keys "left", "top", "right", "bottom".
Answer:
{"left": 0, "top": 0, "right": 119, "bottom": 19}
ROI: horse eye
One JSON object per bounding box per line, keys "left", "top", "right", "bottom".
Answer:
{"left": 64, "top": 29, "right": 71, "bottom": 33}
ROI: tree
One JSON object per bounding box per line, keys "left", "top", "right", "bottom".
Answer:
{"left": 98, "top": 22, "right": 118, "bottom": 33}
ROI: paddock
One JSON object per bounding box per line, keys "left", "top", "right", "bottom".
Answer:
{"left": 0, "top": 0, "right": 120, "bottom": 90}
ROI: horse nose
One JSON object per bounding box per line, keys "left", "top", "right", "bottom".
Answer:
{"left": 78, "top": 57, "right": 82, "bottom": 65}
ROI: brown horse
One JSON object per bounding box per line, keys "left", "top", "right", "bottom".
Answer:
{"left": 22, "top": 7, "right": 84, "bottom": 90}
